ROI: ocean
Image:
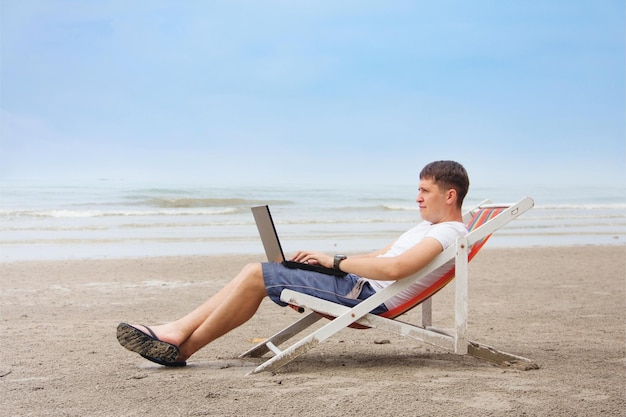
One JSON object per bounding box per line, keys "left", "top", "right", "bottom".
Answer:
{"left": 1, "top": 180, "right": 624, "bottom": 262}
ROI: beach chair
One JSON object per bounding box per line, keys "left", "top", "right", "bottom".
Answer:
{"left": 241, "top": 197, "right": 535, "bottom": 375}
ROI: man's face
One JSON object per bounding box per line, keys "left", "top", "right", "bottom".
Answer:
{"left": 416, "top": 178, "right": 451, "bottom": 224}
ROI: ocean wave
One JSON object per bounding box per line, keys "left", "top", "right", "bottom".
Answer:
{"left": 518, "top": 214, "right": 626, "bottom": 222}
{"left": 534, "top": 203, "right": 626, "bottom": 210}
{"left": 379, "top": 203, "right": 626, "bottom": 211}
{"left": 119, "top": 220, "right": 253, "bottom": 229}
{"left": 0, "top": 207, "right": 240, "bottom": 219}
{"left": 142, "top": 197, "right": 291, "bottom": 208}
{"left": 381, "top": 204, "right": 418, "bottom": 211}
{"left": 278, "top": 217, "right": 414, "bottom": 225}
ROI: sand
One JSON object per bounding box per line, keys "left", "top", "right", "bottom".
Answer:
{"left": 1, "top": 246, "right": 625, "bottom": 416}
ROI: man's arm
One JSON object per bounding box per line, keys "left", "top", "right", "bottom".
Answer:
{"left": 349, "top": 243, "right": 394, "bottom": 259}
{"left": 291, "top": 237, "right": 443, "bottom": 281}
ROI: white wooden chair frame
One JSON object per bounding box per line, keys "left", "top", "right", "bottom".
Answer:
{"left": 241, "top": 197, "right": 535, "bottom": 375}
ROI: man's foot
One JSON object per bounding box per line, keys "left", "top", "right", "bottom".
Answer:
{"left": 116, "top": 323, "right": 181, "bottom": 364}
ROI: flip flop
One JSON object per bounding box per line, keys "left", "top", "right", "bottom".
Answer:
{"left": 116, "top": 323, "right": 181, "bottom": 364}
{"left": 140, "top": 354, "right": 187, "bottom": 367}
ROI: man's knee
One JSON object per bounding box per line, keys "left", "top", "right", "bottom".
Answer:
{"left": 240, "top": 263, "right": 266, "bottom": 292}
{"left": 241, "top": 262, "right": 262, "bottom": 276}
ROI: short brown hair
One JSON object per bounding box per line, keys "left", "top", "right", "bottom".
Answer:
{"left": 420, "top": 160, "right": 470, "bottom": 208}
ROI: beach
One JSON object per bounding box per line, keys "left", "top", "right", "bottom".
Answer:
{"left": 1, "top": 246, "right": 624, "bottom": 416}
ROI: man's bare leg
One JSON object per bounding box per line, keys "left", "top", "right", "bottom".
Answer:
{"left": 132, "top": 263, "right": 267, "bottom": 360}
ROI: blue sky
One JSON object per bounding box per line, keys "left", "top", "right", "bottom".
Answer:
{"left": 1, "top": 1, "right": 624, "bottom": 188}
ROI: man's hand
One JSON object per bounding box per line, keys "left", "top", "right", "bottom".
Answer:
{"left": 290, "top": 251, "right": 334, "bottom": 269}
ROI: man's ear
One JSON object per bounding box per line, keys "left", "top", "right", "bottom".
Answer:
{"left": 446, "top": 188, "right": 457, "bottom": 205}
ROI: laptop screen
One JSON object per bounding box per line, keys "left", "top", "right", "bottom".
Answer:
{"left": 251, "top": 205, "right": 285, "bottom": 263}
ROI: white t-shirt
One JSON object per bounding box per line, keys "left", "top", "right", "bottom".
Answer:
{"left": 364, "top": 221, "right": 468, "bottom": 310}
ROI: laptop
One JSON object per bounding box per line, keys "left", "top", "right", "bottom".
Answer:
{"left": 251, "top": 205, "right": 346, "bottom": 277}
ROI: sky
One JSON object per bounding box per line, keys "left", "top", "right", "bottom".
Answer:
{"left": 1, "top": 0, "right": 624, "bottom": 188}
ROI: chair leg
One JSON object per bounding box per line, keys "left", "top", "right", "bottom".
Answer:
{"left": 239, "top": 312, "right": 323, "bottom": 358}
{"left": 468, "top": 341, "right": 537, "bottom": 367}
{"left": 454, "top": 236, "right": 469, "bottom": 354}
{"left": 421, "top": 297, "right": 432, "bottom": 328}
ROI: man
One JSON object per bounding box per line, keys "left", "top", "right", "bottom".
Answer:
{"left": 117, "top": 160, "right": 470, "bottom": 367}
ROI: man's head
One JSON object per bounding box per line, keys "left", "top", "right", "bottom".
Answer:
{"left": 419, "top": 160, "right": 469, "bottom": 209}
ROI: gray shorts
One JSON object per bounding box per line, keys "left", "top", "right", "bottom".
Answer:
{"left": 262, "top": 262, "right": 388, "bottom": 315}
